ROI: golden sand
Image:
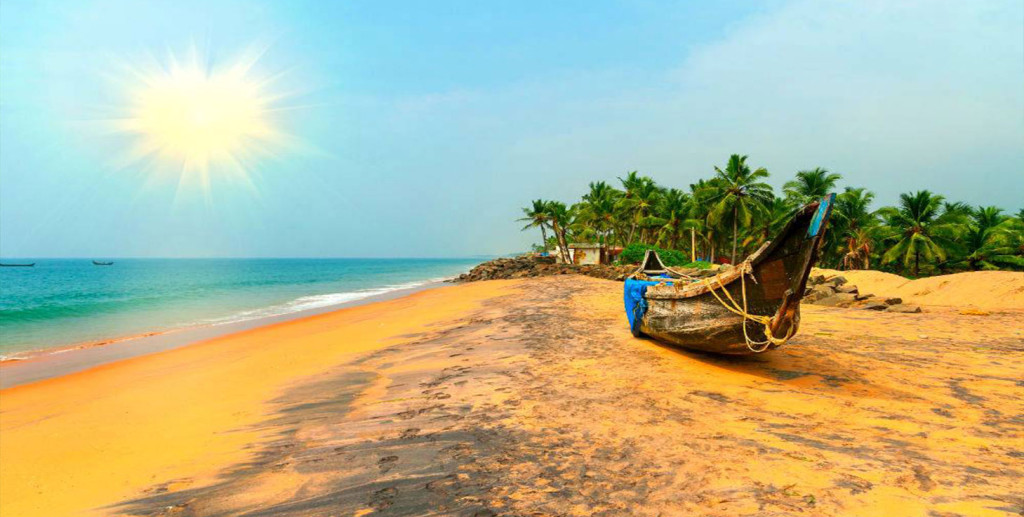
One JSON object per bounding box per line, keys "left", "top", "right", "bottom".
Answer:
{"left": 1, "top": 272, "right": 1021, "bottom": 516}
{"left": 815, "top": 268, "right": 1024, "bottom": 310}
{"left": 0, "top": 281, "right": 511, "bottom": 516}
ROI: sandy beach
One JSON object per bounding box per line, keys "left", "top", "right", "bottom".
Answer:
{"left": 3, "top": 2, "right": 1021, "bottom": 516}
{"left": 1, "top": 275, "right": 1022, "bottom": 516}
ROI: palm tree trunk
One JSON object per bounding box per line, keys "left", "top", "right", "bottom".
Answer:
{"left": 540, "top": 225, "right": 548, "bottom": 252}
{"left": 731, "top": 208, "right": 738, "bottom": 264}
{"left": 562, "top": 230, "right": 571, "bottom": 263}
{"left": 550, "top": 223, "right": 561, "bottom": 262}
{"left": 553, "top": 224, "right": 570, "bottom": 264}
{"left": 690, "top": 228, "right": 696, "bottom": 262}
{"left": 914, "top": 250, "right": 919, "bottom": 277}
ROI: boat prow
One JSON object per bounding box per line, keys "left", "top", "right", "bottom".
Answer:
{"left": 624, "top": 194, "right": 836, "bottom": 355}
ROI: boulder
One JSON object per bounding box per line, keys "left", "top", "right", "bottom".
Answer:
{"left": 813, "top": 293, "right": 858, "bottom": 307}
{"left": 803, "top": 285, "right": 835, "bottom": 303}
{"left": 854, "top": 293, "right": 874, "bottom": 301}
{"left": 454, "top": 256, "right": 636, "bottom": 283}
{"left": 826, "top": 275, "right": 848, "bottom": 287}
{"left": 835, "top": 285, "right": 859, "bottom": 295}
{"left": 808, "top": 274, "right": 827, "bottom": 286}
{"left": 888, "top": 304, "right": 922, "bottom": 314}
{"left": 884, "top": 297, "right": 903, "bottom": 306}
{"left": 862, "top": 302, "right": 889, "bottom": 311}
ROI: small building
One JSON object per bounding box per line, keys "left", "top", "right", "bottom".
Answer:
{"left": 553, "top": 244, "right": 622, "bottom": 265}
{"left": 569, "top": 243, "right": 603, "bottom": 265}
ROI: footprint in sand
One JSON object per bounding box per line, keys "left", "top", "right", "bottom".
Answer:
{"left": 378, "top": 455, "right": 399, "bottom": 473}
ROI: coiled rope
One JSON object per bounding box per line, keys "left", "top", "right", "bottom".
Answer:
{"left": 701, "top": 262, "right": 795, "bottom": 353}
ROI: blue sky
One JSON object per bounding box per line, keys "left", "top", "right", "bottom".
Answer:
{"left": 1, "top": 0, "right": 1021, "bottom": 258}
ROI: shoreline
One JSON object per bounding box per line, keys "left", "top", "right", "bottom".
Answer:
{"left": 0, "top": 278, "right": 514, "bottom": 516}
{"left": 0, "top": 278, "right": 453, "bottom": 389}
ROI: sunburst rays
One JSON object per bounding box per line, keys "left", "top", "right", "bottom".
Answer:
{"left": 107, "top": 44, "right": 294, "bottom": 199}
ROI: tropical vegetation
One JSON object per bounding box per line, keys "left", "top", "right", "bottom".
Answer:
{"left": 518, "top": 154, "right": 1024, "bottom": 277}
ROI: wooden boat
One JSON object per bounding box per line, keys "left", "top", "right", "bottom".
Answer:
{"left": 624, "top": 194, "right": 835, "bottom": 355}
{"left": 92, "top": 261, "right": 114, "bottom": 266}
{"left": 0, "top": 262, "right": 35, "bottom": 267}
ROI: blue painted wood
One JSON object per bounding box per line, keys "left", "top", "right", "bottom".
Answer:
{"left": 807, "top": 193, "right": 836, "bottom": 238}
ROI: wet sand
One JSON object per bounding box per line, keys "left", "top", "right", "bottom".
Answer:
{"left": 0, "top": 280, "right": 446, "bottom": 389}
{"left": 1, "top": 276, "right": 1021, "bottom": 516}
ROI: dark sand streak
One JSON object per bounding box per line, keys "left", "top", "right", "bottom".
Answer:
{"left": 112, "top": 276, "right": 1023, "bottom": 516}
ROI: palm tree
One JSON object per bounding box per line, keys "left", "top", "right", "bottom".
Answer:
{"left": 617, "top": 171, "right": 644, "bottom": 243}
{"left": 583, "top": 180, "right": 618, "bottom": 204}
{"left": 783, "top": 167, "right": 842, "bottom": 204}
{"left": 545, "top": 201, "right": 573, "bottom": 264}
{"left": 956, "top": 206, "right": 1024, "bottom": 270}
{"left": 687, "top": 178, "right": 720, "bottom": 261}
{"left": 511, "top": 157, "right": 1024, "bottom": 274}
{"left": 707, "top": 154, "right": 774, "bottom": 264}
{"left": 832, "top": 187, "right": 879, "bottom": 269}
{"left": 518, "top": 200, "right": 551, "bottom": 252}
{"left": 653, "top": 188, "right": 689, "bottom": 249}
{"left": 941, "top": 201, "right": 974, "bottom": 219}
{"left": 576, "top": 181, "right": 622, "bottom": 245}
{"left": 759, "top": 196, "right": 797, "bottom": 242}
{"left": 617, "top": 175, "right": 663, "bottom": 245}
{"left": 842, "top": 228, "right": 876, "bottom": 270}
{"left": 638, "top": 184, "right": 669, "bottom": 244}
{"left": 878, "top": 191, "right": 964, "bottom": 276}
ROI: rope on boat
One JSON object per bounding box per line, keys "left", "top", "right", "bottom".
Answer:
{"left": 701, "top": 261, "right": 795, "bottom": 353}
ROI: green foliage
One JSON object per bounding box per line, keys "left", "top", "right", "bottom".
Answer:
{"left": 708, "top": 154, "right": 775, "bottom": 263}
{"left": 516, "top": 154, "right": 1023, "bottom": 277}
{"left": 877, "top": 190, "right": 964, "bottom": 276}
{"left": 682, "top": 260, "right": 713, "bottom": 269}
{"left": 518, "top": 199, "right": 552, "bottom": 252}
{"left": 619, "top": 244, "right": 691, "bottom": 267}
{"left": 783, "top": 168, "right": 842, "bottom": 204}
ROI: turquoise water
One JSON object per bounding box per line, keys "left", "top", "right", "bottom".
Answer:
{"left": 0, "top": 258, "right": 482, "bottom": 357}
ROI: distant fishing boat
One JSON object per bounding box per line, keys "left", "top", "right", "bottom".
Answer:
{"left": 624, "top": 194, "right": 835, "bottom": 355}
{"left": 0, "top": 262, "right": 35, "bottom": 267}
{"left": 92, "top": 261, "right": 114, "bottom": 266}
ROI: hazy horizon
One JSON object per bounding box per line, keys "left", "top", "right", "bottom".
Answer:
{"left": 2, "top": 0, "right": 1022, "bottom": 258}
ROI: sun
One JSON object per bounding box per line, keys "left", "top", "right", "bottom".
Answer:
{"left": 112, "top": 45, "right": 289, "bottom": 195}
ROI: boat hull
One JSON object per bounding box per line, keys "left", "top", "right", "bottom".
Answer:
{"left": 629, "top": 194, "right": 834, "bottom": 355}
{"left": 641, "top": 301, "right": 801, "bottom": 355}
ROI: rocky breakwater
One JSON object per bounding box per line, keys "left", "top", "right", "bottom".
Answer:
{"left": 454, "top": 256, "right": 636, "bottom": 282}
{"left": 803, "top": 272, "right": 922, "bottom": 313}
{"left": 457, "top": 259, "right": 924, "bottom": 316}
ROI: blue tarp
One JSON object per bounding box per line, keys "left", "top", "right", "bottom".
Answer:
{"left": 624, "top": 278, "right": 671, "bottom": 332}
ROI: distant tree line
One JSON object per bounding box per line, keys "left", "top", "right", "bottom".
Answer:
{"left": 519, "top": 154, "right": 1024, "bottom": 277}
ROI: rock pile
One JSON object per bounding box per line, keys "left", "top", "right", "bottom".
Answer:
{"left": 454, "top": 256, "right": 635, "bottom": 283}
{"left": 456, "top": 258, "right": 925, "bottom": 314}
{"left": 803, "top": 273, "right": 922, "bottom": 313}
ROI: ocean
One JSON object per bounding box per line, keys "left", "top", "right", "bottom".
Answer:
{"left": 0, "top": 258, "right": 482, "bottom": 358}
